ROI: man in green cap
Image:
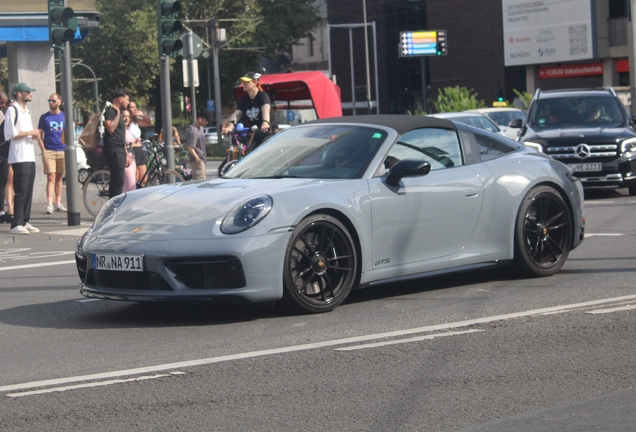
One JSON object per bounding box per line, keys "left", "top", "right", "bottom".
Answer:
{"left": 3, "top": 82, "right": 41, "bottom": 235}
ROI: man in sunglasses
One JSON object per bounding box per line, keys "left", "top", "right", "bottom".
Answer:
{"left": 3, "top": 82, "right": 41, "bottom": 235}
{"left": 37, "top": 93, "right": 67, "bottom": 214}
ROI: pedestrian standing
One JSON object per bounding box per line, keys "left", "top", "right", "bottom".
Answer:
{"left": 103, "top": 89, "right": 129, "bottom": 199}
{"left": 185, "top": 109, "right": 212, "bottom": 181}
{"left": 3, "top": 82, "right": 41, "bottom": 235}
{"left": 0, "top": 90, "right": 15, "bottom": 223}
{"left": 37, "top": 93, "right": 67, "bottom": 214}
{"left": 128, "top": 100, "right": 152, "bottom": 186}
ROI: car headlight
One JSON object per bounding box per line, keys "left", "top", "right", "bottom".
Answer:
{"left": 620, "top": 137, "right": 636, "bottom": 153}
{"left": 523, "top": 141, "right": 543, "bottom": 153}
{"left": 93, "top": 193, "right": 127, "bottom": 228}
{"left": 221, "top": 195, "right": 273, "bottom": 234}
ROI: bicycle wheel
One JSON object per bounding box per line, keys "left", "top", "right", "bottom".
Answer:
{"left": 147, "top": 169, "right": 185, "bottom": 187}
{"left": 83, "top": 169, "right": 111, "bottom": 217}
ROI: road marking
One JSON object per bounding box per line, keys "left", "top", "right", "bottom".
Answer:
{"left": 334, "top": 329, "right": 484, "bottom": 351}
{"left": 77, "top": 298, "right": 101, "bottom": 303}
{"left": 585, "top": 304, "right": 636, "bottom": 315}
{"left": 46, "top": 228, "right": 88, "bottom": 236}
{"left": 584, "top": 233, "right": 623, "bottom": 237}
{"left": 0, "top": 260, "right": 75, "bottom": 272}
{"left": 6, "top": 374, "right": 173, "bottom": 398}
{"left": 585, "top": 201, "right": 616, "bottom": 204}
{"left": 3, "top": 294, "right": 636, "bottom": 396}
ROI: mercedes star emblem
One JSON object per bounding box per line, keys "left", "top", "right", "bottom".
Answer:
{"left": 575, "top": 143, "right": 591, "bottom": 159}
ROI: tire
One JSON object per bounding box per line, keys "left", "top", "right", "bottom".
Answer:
{"left": 147, "top": 169, "right": 185, "bottom": 187}
{"left": 513, "top": 185, "right": 572, "bottom": 277}
{"left": 283, "top": 214, "right": 358, "bottom": 313}
{"left": 629, "top": 186, "right": 636, "bottom": 196}
{"left": 82, "top": 169, "right": 111, "bottom": 218}
{"left": 78, "top": 168, "right": 90, "bottom": 184}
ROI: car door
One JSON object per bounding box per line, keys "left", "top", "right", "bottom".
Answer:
{"left": 369, "top": 127, "right": 483, "bottom": 269}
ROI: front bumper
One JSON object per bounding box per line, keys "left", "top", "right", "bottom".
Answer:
{"left": 76, "top": 231, "right": 291, "bottom": 303}
{"left": 555, "top": 154, "right": 636, "bottom": 188}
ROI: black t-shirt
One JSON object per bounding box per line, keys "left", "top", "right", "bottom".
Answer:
{"left": 103, "top": 107, "right": 126, "bottom": 154}
{"left": 237, "top": 91, "right": 271, "bottom": 128}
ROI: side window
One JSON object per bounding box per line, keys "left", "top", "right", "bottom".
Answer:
{"left": 381, "top": 128, "right": 462, "bottom": 174}
{"left": 474, "top": 131, "right": 521, "bottom": 161}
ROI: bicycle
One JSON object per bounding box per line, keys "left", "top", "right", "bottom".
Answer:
{"left": 217, "top": 123, "right": 257, "bottom": 176}
{"left": 82, "top": 135, "right": 185, "bottom": 217}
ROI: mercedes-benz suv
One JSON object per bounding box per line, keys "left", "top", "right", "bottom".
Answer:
{"left": 515, "top": 87, "right": 636, "bottom": 195}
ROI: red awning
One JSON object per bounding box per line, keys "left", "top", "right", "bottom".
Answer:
{"left": 234, "top": 71, "right": 342, "bottom": 119}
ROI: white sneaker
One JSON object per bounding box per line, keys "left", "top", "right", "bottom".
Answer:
{"left": 11, "top": 225, "right": 29, "bottom": 235}
{"left": 24, "top": 222, "right": 40, "bottom": 233}
{"left": 56, "top": 203, "right": 68, "bottom": 212}
{"left": 46, "top": 204, "right": 54, "bottom": 214}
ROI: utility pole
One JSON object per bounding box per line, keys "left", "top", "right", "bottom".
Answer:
{"left": 187, "top": 30, "right": 197, "bottom": 123}
{"left": 212, "top": 18, "right": 223, "bottom": 143}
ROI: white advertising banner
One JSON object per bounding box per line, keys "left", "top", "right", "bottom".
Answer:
{"left": 502, "top": 0, "right": 594, "bottom": 66}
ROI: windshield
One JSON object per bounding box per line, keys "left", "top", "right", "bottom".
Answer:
{"left": 530, "top": 96, "right": 626, "bottom": 129}
{"left": 482, "top": 110, "right": 526, "bottom": 126}
{"left": 450, "top": 116, "right": 500, "bottom": 133}
{"left": 224, "top": 124, "right": 389, "bottom": 179}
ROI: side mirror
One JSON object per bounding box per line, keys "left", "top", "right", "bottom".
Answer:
{"left": 220, "top": 160, "right": 239, "bottom": 177}
{"left": 385, "top": 159, "right": 431, "bottom": 187}
{"left": 508, "top": 118, "right": 523, "bottom": 128}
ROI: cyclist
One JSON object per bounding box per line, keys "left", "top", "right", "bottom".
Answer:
{"left": 222, "top": 71, "right": 272, "bottom": 153}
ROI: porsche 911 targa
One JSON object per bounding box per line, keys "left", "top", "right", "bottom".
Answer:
{"left": 76, "top": 115, "right": 585, "bottom": 313}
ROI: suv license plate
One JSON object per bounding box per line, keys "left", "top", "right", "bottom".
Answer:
{"left": 569, "top": 163, "right": 602, "bottom": 172}
{"left": 92, "top": 253, "right": 144, "bottom": 272}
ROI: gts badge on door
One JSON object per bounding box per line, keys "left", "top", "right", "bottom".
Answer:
{"left": 375, "top": 258, "right": 390, "bottom": 266}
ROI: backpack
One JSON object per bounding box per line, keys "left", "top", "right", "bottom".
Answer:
{"left": 0, "top": 106, "right": 19, "bottom": 158}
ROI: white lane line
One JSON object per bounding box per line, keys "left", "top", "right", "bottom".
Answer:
{"left": 584, "top": 233, "right": 623, "bottom": 238}
{"left": 77, "top": 298, "right": 101, "bottom": 303}
{"left": 585, "top": 304, "right": 636, "bottom": 315}
{"left": 6, "top": 374, "right": 173, "bottom": 398}
{"left": 335, "top": 329, "right": 484, "bottom": 351}
{"left": 46, "top": 228, "right": 88, "bottom": 236}
{"left": 0, "top": 260, "right": 75, "bottom": 272}
{"left": 585, "top": 201, "right": 616, "bottom": 204}
{"left": 3, "top": 294, "right": 636, "bottom": 395}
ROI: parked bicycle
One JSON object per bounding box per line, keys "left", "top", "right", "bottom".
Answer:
{"left": 82, "top": 134, "right": 185, "bottom": 217}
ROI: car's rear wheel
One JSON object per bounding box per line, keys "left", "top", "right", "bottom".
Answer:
{"left": 513, "top": 185, "right": 572, "bottom": 277}
{"left": 283, "top": 214, "right": 358, "bottom": 313}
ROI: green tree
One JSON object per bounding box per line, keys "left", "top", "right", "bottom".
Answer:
{"left": 433, "top": 86, "right": 486, "bottom": 112}
{"left": 513, "top": 89, "right": 533, "bottom": 110}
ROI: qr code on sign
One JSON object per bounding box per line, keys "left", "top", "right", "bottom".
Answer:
{"left": 569, "top": 24, "right": 588, "bottom": 55}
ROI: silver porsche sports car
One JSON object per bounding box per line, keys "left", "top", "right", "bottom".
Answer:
{"left": 76, "top": 115, "right": 585, "bottom": 313}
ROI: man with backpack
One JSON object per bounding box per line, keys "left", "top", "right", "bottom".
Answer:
{"left": 3, "top": 82, "right": 41, "bottom": 235}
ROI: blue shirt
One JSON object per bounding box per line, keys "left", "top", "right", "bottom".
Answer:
{"left": 38, "top": 111, "right": 65, "bottom": 151}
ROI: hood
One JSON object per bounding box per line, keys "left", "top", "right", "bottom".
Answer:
{"left": 88, "top": 178, "right": 330, "bottom": 241}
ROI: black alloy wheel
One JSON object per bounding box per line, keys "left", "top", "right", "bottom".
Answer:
{"left": 283, "top": 214, "right": 358, "bottom": 313}
{"left": 513, "top": 185, "right": 573, "bottom": 277}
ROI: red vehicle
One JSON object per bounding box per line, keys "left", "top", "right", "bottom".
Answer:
{"left": 233, "top": 71, "right": 342, "bottom": 128}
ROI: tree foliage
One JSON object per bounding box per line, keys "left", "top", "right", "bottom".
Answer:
{"left": 513, "top": 89, "right": 533, "bottom": 110}
{"left": 70, "top": 0, "right": 321, "bottom": 118}
{"left": 433, "top": 86, "right": 486, "bottom": 112}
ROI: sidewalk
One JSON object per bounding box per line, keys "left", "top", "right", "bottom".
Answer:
{"left": 0, "top": 201, "right": 93, "bottom": 244}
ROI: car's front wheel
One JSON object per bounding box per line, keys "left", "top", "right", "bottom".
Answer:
{"left": 513, "top": 185, "right": 573, "bottom": 277}
{"left": 283, "top": 214, "right": 358, "bottom": 313}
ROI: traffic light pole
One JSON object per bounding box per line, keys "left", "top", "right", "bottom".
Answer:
{"left": 60, "top": 43, "right": 81, "bottom": 226}
{"left": 187, "top": 31, "right": 197, "bottom": 123}
{"left": 160, "top": 55, "right": 175, "bottom": 173}
{"left": 212, "top": 19, "right": 222, "bottom": 144}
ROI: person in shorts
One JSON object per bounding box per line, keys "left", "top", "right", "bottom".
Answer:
{"left": 37, "top": 93, "right": 67, "bottom": 213}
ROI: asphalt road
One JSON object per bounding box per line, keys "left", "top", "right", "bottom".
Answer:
{"left": 1, "top": 187, "right": 635, "bottom": 431}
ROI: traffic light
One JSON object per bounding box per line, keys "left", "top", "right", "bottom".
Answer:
{"left": 48, "top": 0, "right": 75, "bottom": 49}
{"left": 496, "top": 88, "right": 504, "bottom": 102}
{"left": 158, "top": 0, "right": 183, "bottom": 57}
{"left": 436, "top": 30, "right": 447, "bottom": 56}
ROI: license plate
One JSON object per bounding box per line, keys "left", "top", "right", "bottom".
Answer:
{"left": 92, "top": 253, "right": 144, "bottom": 272}
{"left": 568, "top": 163, "right": 602, "bottom": 172}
